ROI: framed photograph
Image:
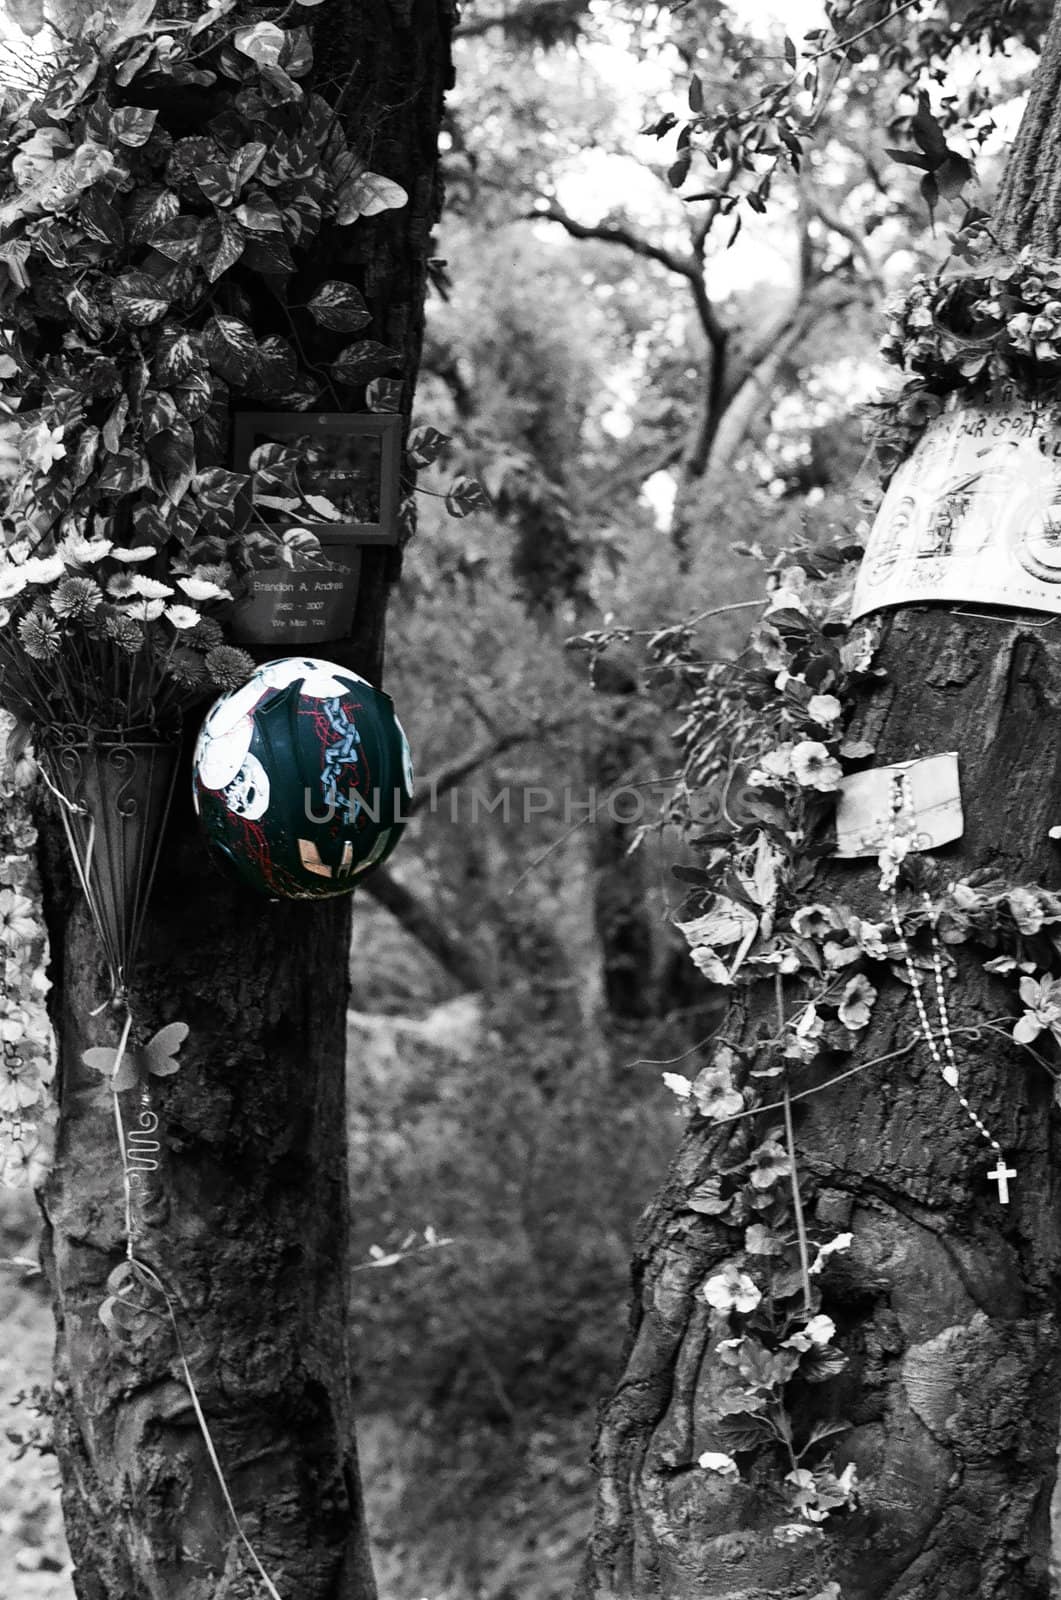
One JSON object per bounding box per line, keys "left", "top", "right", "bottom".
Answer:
{"left": 232, "top": 411, "right": 403, "bottom": 546}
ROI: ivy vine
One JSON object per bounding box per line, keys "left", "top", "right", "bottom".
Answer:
{"left": 580, "top": 540, "right": 1061, "bottom": 1556}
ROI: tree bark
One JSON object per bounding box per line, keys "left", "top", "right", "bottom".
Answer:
{"left": 582, "top": 6, "right": 1061, "bottom": 1598}
{"left": 37, "top": 3, "right": 455, "bottom": 1596}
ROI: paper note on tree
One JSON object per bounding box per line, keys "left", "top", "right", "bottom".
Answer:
{"left": 834, "top": 753, "right": 963, "bottom": 859}
{"left": 852, "top": 397, "right": 1061, "bottom": 620}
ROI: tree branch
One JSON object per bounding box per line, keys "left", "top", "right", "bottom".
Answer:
{"left": 359, "top": 866, "right": 485, "bottom": 991}
{"left": 455, "top": 0, "right": 586, "bottom": 40}
{"left": 528, "top": 198, "right": 698, "bottom": 280}
{"left": 530, "top": 199, "right": 729, "bottom": 354}
{"left": 806, "top": 193, "right": 884, "bottom": 291}
{"left": 412, "top": 716, "right": 574, "bottom": 813}
{"left": 689, "top": 154, "right": 741, "bottom": 258}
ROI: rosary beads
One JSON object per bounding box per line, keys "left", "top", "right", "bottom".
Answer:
{"left": 884, "top": 772, "right": 1015, "bottom": 1204}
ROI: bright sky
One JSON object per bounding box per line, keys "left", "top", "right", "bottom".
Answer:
{"left": 552, "top": 0, "right": 833, "bottom": 299}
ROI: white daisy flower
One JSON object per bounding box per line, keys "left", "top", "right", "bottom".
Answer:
{"left": 109, "top": 546, "right": 158, "bottom": 564}
{"left": 164, "top": 604, "right": 200, "bottom": 629}
{"left": 21, "top": 556, "right": 64, "bottom": 585}
{"left": 178, "top": 576, "right": 232, "bottom": 602}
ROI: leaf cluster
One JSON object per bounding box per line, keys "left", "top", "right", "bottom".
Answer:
{"left": 0, "top": 0, "right": 408, "bottom": 626}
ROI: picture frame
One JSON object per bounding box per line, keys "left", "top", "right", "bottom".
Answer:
{"left": 232, "top": 411, "right": 403, "bottom": 547}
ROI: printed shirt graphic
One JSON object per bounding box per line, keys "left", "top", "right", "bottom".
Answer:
{"left": 852, "top": 395, "right": 1061, "bottom": 621}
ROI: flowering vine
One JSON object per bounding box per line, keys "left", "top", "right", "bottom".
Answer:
{"left": 601, "top": 537, "right": 1061, "bottom": 1561}
{"left": 0, "top": 715, "right": 55, "bottom": 1188}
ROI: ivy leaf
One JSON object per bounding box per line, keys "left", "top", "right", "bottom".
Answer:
{"left": 302, "top": 493, "right": 341, "bottom": 521}
{"left": 366, "top": 377, "right": 403, "bottom": 412}
{"left": 41, "top": 45, "right": 98, "bottom": 117}
{"left": 242, "top": 233, "right": 296, "bottom": 276}
{"left": 406, "top": 425, "right": 449, "bottom": 468}
{"left": 306, "top": 280, "right": 371, "bottom": 332}
{"left": 128, "top": 186, "right": 180, "bottom": 245}
{"left": 282, "top": 25, "right": 313, "bottom": 76}
{"left": 102, "top": 395, "right": 129, "bottom": 455}
{"left": 114, "top": 40, "right": 155, "bottom": 87}
{"left": 112, "top": 271, "right": 171, "bottom": 326}
{"left": 101, "top": 0, "right": 158, "bottom": 53}
{"left": 149, "top": 414, "right": 197, "bottom": 503}
{"left": 195, "top": 467, "right": 248, "bottom": 511}
{"left": 260, "top": 63, "right": 304, "bottom": 104}
{"left": 196, "top": 163, "right": 238, "bottom": 210}
{"left": 232, "top": 142, "right": 267, "bottom": 191}
{"left": 204, "top": 217, "right": 245, "bottom": 283}
{"left": 149, "top": 217, "right": 207, "bottom": 264}
{"left": 189, "top": 0, "right": 237, "bottom": 32}
{"left": 330, "top": 340, "right": 400, "bottom": 385}
{"left": 79, "top": 191, "right": 124, "bottom": 249}
{"left": 202, "top": 314, "right": 259, "bottom": 385}
{"left": 444, "top": 476, "right": 491, "bottom": 518}
{"left": 66, "top": 285, "right": 104, "bottom": 340}
{"left": 234, "top": 21, "right": 286, "bottom": 67}
{"left": 250, "top": 334, "right": 297, "bottom": 397}
{"left": 155, "top": 328, "right": 201, "bottom": 383}
{"left": 142, "top": 392, "right": 179, "bottom": 438}
{"left": 111, "top": 106, "right": 158, "bottom": 147}
{"left": 71, "top": 427, "right": 99, "bottom": 490}
{"left": 166, "top": 136, "right": 216, "bottom": 191}
{"left": 234, "top": 196, "right": 285, "bottom": 233}
{"left": 173, "top": 368, "right": 214, "bottom": 420}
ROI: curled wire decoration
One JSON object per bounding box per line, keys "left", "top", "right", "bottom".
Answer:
{"left": 38, "top": 737, "right": 180, "bottom": 999}
{"left": 126, "top": 1101, "right": 160, "bottom": 1187}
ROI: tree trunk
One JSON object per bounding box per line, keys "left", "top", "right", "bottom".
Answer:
{"left": 582, "top": 8, "right": 1061, "bottom": 1599}
{"left": 37, "top": 4, "right": 455, "bottom": 1596}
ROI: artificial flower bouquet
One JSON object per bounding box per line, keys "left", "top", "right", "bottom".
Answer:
{"left": 0, "top": 521, "right": 253, "bottom": 741}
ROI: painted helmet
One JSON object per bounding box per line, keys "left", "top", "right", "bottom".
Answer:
{"left": 192, "top": 657, "right": 413, "bottom": 898}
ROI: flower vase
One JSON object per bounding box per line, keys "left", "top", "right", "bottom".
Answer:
{"left": 39, "top": 738, "right": 180, "bottom": 996}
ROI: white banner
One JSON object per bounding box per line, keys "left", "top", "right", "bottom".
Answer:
{"left": 851, "top": 396, "right": 1061, "bottom": 621}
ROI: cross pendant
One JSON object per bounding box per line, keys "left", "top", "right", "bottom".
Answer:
{"left": 988, "top": 1158, "right": 1016, "bottom": 1204}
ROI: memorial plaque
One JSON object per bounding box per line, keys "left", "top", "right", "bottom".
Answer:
{"left": 852, "top": 396, "right": 1061, "bottom": 621}
{"left": 228, "top": 557, "right": 362, "bottom": 645}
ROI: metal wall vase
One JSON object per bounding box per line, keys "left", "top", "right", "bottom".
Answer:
{"left": 40, "top": 740, "right": 180, "bottom": 999}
